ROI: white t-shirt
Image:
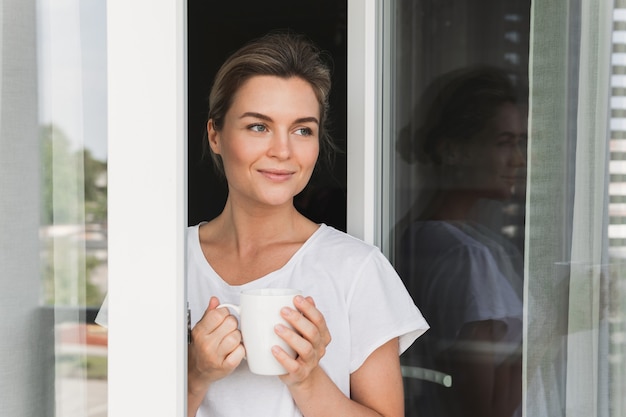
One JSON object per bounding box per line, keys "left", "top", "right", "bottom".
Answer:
{"left": 187, "top": 223, "right": 429, "bottom": 417}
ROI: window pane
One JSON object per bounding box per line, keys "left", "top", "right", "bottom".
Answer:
{"left": 387, "top": 1, "right": 626, "bottom": 417}
{"left": 38, "top": 0, "right": 108, "bottom": 415}
{"left": 1, "top": 1, "right": 108, "bottom": 415}
{"left": 385, "top": 1, "right": 530, "bottom": 416}
{"left": 611, "top": 9, "right": 626, "bottom": 415}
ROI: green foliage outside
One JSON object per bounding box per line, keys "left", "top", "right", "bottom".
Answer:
{"left": 40, "top": 124, "right": 108, "bottom": 307}
{"left": 57, "top": 354, "right": 108, "bottom": 380}
{"left": 41, "top": 238, "right": 105, "bottom": 307}
{"left": 40, "top": 124, "right": 107, "bottom": 225}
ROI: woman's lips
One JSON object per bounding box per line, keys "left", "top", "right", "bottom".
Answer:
{"left": 258, "top": 169, "right": 295, "bottom": 182}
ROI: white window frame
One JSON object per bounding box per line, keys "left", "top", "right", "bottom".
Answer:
{"left": 107, "top": 1, "right": 188, "bottom": 416}
{"left": 106, "top": 1, "right": 380, "bottom": 415}
{"left": 347, "top": 0, "right": 382, "bottom": 245}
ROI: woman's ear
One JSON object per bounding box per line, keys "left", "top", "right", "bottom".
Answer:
{"left": 207, "top": 119, "right": 221, "bottom": 155}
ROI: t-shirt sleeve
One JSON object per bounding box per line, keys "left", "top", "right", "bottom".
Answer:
{"left": 420, "top": 244, "right": 520, "bottom": 352}
{"left": 95, "top": 293, "right": 108, "bottom": 328}
{"left": 347, "top": 249, "right": 429, "bottom": 373}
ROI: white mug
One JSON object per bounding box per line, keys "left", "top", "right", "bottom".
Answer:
{"left": 219, "top": 288, "right": 301, "bottom": 375}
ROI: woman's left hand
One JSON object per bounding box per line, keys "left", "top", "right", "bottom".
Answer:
{"left": 273, "top": 295, "right": 331, "bottom": 387}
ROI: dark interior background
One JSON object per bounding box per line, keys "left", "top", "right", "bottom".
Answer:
{"left": 187, "top": 1, "right": 348, "bottom": 231}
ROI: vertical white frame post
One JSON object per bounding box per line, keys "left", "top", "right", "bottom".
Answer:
{"left": 347, "top": 0, "right": 381, "bottom": 244}
{"left": 379, "top": 0, "right": 395, "bottom": 258}
{"left": 107, "top": 1, "right": 188, "bottom": 416}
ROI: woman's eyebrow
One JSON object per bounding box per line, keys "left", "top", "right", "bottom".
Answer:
{"left": 240, "top": 112, "right": 319, "bottom": 125}
{"left": 294, "top": 116, "right": 319, "bottom": 125}
{"left": 240, "top": 111, "right": 272, "bottom": 121}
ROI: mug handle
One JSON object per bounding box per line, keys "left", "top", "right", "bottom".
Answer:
{"left": 216, "top": 303, "right": 241, "bottom": 316}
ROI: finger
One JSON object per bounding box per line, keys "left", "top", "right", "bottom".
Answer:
{"left": 216, "top": 327, "right": 243, "bottom": 357}
{"left": 280, "top": 304, "right": 318, "bottom": 345}
{"left": 292, "top": 296, "right": 331, "bottom": 345}
{"left": 294, "top": 296, "right": 322, "bottom": 324}
{"left": 191, "top": 318, "right": 241, "bottom": 368}
{"left": 223, "top": 342, "right": 246, "bottom": 369}
{"left": 193, "top": 306, "right": 237, "bottom": 341}
{"left": 271, "top": 344, "right": 301, "bottom": 375}
{"left": 275, "top": 322, "right": 317, "bottom": 361}
{"left": 211, "top": 314, "right": 240, "bottom": 341}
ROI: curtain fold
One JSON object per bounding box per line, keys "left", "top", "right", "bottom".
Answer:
{"left": 566, "top": 2, "right": 613, "bottom": 415}
{"left": 0, "top": 0, "right": 53, "bottom": 416}
{"left": 525, "top": 2, "right": 576, "bottom": 413}
{"left": 526, "top": 1, "right": 615, "bottom": 416}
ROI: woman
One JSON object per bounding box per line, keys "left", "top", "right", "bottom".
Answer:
{"left": 187, "top": 33, "right": 428, "bottom": 417}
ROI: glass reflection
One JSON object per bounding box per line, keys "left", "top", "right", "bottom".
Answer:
{"left": 37, "top": 0, "right": 108, "bottom": 415}
{"left": 396, "top": 67, "right": 527, "bottom": 417}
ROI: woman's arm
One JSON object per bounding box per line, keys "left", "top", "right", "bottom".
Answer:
{"left": 350, "top": 338, "right": 404, "bottom": 416}
{"left": 273, "top": 295, "right": 404, "bottom": 417}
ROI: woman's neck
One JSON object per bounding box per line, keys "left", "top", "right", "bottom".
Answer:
{"left": 213, "top": 197, "right": 315, "bottom": 253}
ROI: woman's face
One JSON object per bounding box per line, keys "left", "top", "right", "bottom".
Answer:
{"left": 455, "top": 102, "right": 527, "bottom": 199}
{"left": 208, "top": 75, "right": 320, "bottom": 209}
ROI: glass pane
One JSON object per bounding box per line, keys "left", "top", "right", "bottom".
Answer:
{"left": 386, "top": 1, "right": 530, "bottom": 416}
{"left": 609, "top": 7, "right": 626, "bottom": 415}
{"left": 38, "top": 0, "right": 108, "bottom": 416}
{"left": 1, "top": 1, "right": 108, "bottom": 415}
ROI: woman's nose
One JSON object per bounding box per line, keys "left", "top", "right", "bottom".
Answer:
{"left": 268, "top": 130, "right": 291, "bottom": 159}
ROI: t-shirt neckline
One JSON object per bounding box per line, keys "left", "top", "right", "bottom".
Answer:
{"left": 192, "top": 222, "right": 328, "bottom": 289}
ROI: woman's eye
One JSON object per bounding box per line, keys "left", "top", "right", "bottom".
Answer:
{"left": 249, "top": 124, "right": 267, "bottom": 133}
{"left": 295, "top": 127, "right": 313, "bottom": 136}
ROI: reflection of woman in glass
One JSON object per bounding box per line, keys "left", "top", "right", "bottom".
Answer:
{"left": 397, "top": 67, "right": 526, "bottom": 417}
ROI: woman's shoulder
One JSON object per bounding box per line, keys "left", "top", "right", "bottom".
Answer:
{"left": 307, "top": 224, "right": 382, "bottom": 263}
{"left": 315, "top": 224, "right": 377, "bottom": 249}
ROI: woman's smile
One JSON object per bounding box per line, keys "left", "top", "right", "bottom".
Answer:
{"left": 257, "top": 168, "right": 296, "bottom": 182}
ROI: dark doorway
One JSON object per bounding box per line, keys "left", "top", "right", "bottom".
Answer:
{"left": 187, "top": 1, "right": 348, "bottom": 231}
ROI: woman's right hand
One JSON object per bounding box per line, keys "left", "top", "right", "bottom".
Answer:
{"left": 188, "top": 296, "right": 245, "bottom": 414}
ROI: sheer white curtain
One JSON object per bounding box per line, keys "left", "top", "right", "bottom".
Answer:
{"left": 525, "top": 1, "right": 617, "bottom": 416}
{"left": 0, "top": 0, "right": 53, "bottom": 416}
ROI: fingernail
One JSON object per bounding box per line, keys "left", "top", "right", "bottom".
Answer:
{"left": 294, "top": 295, "right": 304, "bottom": 304}
{"left": 281, "top": 307, "right": 292, "bottom": 317}
{"left": 275, "top": 324, "right": 285, "bottom": 333}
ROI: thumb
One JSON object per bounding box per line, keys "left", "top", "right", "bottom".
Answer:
{"left": 198, "top": 296, "right": 221, "bottom": 322}
{"left": 208, "top": 296, "right": 221, "bottom": 310}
